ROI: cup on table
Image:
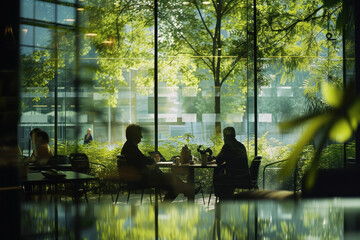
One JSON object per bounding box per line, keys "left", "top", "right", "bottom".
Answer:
{"left": 201, "top": 154, "right": 207, "bottom": 166}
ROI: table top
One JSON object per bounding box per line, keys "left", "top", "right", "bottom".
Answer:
{"left": 156, "top": 161, "right": 218, "bottom": 168}
{"left": 23, "top": 171, "right": 97, "bottom": 185}
{"left": 28, "top": 164, "right": 73, "bottom": 171}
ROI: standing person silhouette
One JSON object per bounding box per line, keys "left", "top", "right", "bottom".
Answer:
{"left": 84, "top": 128, "right": 93, "bottom": 145}
{"left": 121, "top": 124, "right": 198, "bottom": 202}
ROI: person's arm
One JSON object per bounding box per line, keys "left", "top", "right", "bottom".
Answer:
{"left": 216, "top": 144, "right": 227, "bottom": 166}
{"left": 121, "top": 142, "right": 155, "bottom": 169}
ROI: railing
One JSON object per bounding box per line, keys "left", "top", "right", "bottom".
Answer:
{"left": 262, "top": 159, "right": 300, "bottom": 195}
{"left": 262, "top": 159, "right": 288, "bottom": 189}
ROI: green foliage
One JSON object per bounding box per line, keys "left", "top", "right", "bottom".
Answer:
{"left": 21, "top": 50, "right": 55, "bottom": 101}
{"left": 56, "top": 139, "right": 122, "bottom": 179}
{"left": 56, "top": 127, "right": 354, "bottom": 193}
{"left": 182, "top": 133, "right": 195, "bottom": 145}
{"left": 279, "top": 81, "right": 360, "bottom": 190}
{"left": 86, "top": 0, "right": 154, "bottom": 106}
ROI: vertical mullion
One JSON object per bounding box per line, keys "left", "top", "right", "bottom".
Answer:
{"left": 154, "top": 0, "right": 158, "bottom": 151}
{"left": 253, "top": 0, "right": 258, "bottom": 156}
{"left": 54, "top": 0, "right": 58, "bottom": 156}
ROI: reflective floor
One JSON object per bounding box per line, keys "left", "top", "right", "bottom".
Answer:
{"left": 20, "top": 195, "right": 360, "bottom": 239}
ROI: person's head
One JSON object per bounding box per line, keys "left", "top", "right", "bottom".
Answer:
{"left": 126, "top": 124, "right": 142, "bottom": 144}
{"left": 35, "top": 131, "right": 50, "bottom": 145}
{"left": 87, "top": 128, "right": 92, "bottom": 134}
{"left": 30, "top": 128, "right": 41, "bottom": 138}
{"left": 223, "top": 126, "right": 236, "bottom": 143}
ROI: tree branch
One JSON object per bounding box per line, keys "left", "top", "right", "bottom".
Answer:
{"left": 194, "top": 1, "right": 214, "bottom": 40}
{"left": 220, "top": 41, "right": 248, "bottom": 86}
{"left": 161, "top": 15, "right": 213, "bottom": 70}
{"left": 223, "top": 0, "right": 237, "bottom": 16}
{"left": 270, "top": 6, "right": 324, "bottom": 32}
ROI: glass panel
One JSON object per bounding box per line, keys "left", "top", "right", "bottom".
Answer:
{"left": 158, "top": 0, "right": 251, "bottom": 161}
{"left": 57, "top": 5, "right": 75, "bottom": 25}
{"left": 20, "top": 0, "right": 34, "bottom": 19}
{"left": 34, "top": 27, "right": 52, "bottom": 47}
{"left": 19, "top": 0, "right": 155, "bottom": 157}
{"left": 258, "top": 0, "right": 345, "bottom": 191}
{"left": 20, "top": 25, "right": 34, "bottom": 46}
{"left": 344, "top": 4, "right": 356, "bottom": 166}
{"left": 34, "top": 0, "right": 55, "bottom": 22}
{"left": 81, "top": 0, "right": 155, "bottom": 147}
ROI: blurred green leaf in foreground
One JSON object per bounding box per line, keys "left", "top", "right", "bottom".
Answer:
{"left": 279, "top": 81, "right": 360, "bottom": 190}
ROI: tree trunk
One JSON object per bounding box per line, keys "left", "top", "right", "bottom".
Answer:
{"left": 215, "top": 84, "right": 221, "bottom": 136}
{"left": 213, "top": 0, "right": 223, "bottom": 136}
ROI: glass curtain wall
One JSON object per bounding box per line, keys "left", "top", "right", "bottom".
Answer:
{"left": 157, "top": 1, "right": 252, "bottom": 158}
{"left": 19, "top": 0, "right": 78, "bottom": 155}
{"left": 343, "top": 3, "right": 356, "bottom": 165}
{"left": 18, "top": 0, "right": 156, "bottom": 154}
{"left": 256, "top": 0, "right": 347, "bottom": 190}
{"left": 18, "top": 0, "right": 350, "bottom": 191}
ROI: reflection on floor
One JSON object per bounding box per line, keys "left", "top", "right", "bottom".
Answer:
{"left": 20, "top": 196, "right": 360, "bottom": 239}
{"left": 85, "top": 192, "right": 217, "bottom": 208}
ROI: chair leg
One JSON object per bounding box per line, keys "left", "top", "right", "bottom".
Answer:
{"left": 84, "top": 193, "right": 88, "bottom": 204}
{"left": 208, "top": 185, "right": 214, "bottom": 206}
{"left": 115, "top": 188, "right": 122, "bottom": 204}
{"left": 200, "top": 187, "right": 205, "bottom": 205}
{"left": 140, "top": 189, "right": 145, "bottom": 204}
{"left": 127, "top": 190, "right": 131, "bottom": 203}
{"left": 149, "top": 189, "right": 152, "bottom": 204}
{"left": 98, "top": 186, "right": 101, "bottom": 202}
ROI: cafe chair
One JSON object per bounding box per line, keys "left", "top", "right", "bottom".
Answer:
{"left": 114, "top": 155, "right": 161, "bottom": 204}
{"left": 208, "top": 156, "right": 262, "bottom": 205}
{"left": 48, "top": 155, "right": 69, "bottom": 165}
{"left": 67, "top": 153, "right": 107, "bottom": 203}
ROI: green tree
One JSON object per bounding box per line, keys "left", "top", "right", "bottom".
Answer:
{"left": 86, "top": 0, "right": 154, "bottom": 106}
{"left": 157, "top": 0, "right": 255, "bottom": 135}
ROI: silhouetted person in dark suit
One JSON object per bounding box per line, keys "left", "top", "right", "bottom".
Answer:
{"left": 121, "top": 124, "right": 195, "bottom": 201}
{"left": 214, "top": 126, "right": 249, "bottom": 199}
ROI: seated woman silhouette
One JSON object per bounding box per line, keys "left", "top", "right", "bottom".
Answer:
{"left": 121, "top": 124, "right": 194, "bottom": 201}
{"left": 25, "top": 130, "right": 53, "bottom": 166}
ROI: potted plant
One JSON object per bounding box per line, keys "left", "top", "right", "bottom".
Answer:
{"left": 197, "top": 145, "right": 213, "bottom": 166}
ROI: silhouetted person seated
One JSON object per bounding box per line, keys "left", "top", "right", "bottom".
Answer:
{"left": 121, "top": 124, "right": 194, "bottom": 202}
{"left": 213, "top": 126, "right": 249, "bottom": 200}
{"left": 24, "top": 130, "right": 53, "bottom": 166}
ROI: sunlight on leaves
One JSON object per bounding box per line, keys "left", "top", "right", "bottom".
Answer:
{"left": 329, "top": 117, "right": 355, "bottom": 142}
{"left": 321, "top": 82, "right": 342, "bottom": 107}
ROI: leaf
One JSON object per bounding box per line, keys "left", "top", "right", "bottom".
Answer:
{"left": 329, "top": 117, "right": 354, "bottom": 143}
{"left": 348, "top": 98, "right": 360, "bottom": 122}
{"left": 279, "top": 114, "right": 330, "bottom": 177}
{"left": 279, "top": 112, "right": 322, "bottom": 131}
{"left": 321, "top": 82, "right": 343, "bottom": 107}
